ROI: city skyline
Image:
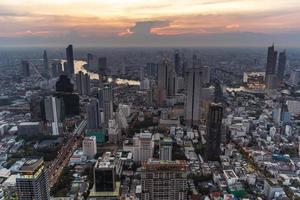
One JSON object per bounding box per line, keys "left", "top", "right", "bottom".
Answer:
{"left": 0, "top": 0, "right": 300, "bottom": 47}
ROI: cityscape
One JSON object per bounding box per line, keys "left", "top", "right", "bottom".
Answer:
{"left": 0, "top": 1, "right": 300, "bottom": 200}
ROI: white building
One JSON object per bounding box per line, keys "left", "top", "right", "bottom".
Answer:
{"left": 108, "top": 119, "right": 121, "bottom": 144}
{"left": 133, "top": 132, "right": 153, "bottom": 163}
{"left": 83, "top": 136, "right": 97, "bottom": 159}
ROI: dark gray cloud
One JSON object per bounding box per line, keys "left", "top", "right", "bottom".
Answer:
{"left": 129, "top": 20, "right": 170, "bottom": 36}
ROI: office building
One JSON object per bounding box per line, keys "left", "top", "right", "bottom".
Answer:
{"left": 159, "top": 137, "right": 173, "bottom": 161}
{"left": 18, "top": 122, "right": 41, "bottom": 136}
{"left": 43, "top": 50, "right": 49, "bottom": 75}
{"left": 265, "top": 44, "right": 278, "bottom": 89}
{"left": 86, "top": 99, "right": 101, "bottom": 129}
{"left": 146, "top": 62, "right": 158, "bottom": 78}
{"left": 108, "top": 119, "right": 121, "bottom": 144}
{"left": 174, "top": 51, "right": 181, "bottom": 75}
{"left": 157, "top": 59, "right": 176, "bottom": 106}
{"left": 66, "top": 44, "right": 74, "bottom": 75}
{"left": 290, "top": 69, "right": 300, "bottom": 86}
{"left": 277, "top": 50, "right": 286, "bottom": 83}
{"left": 21, "top": 60, "right": 30, "bottom": 77}
{"left": 16, "top": 158, "right": 50, "bottom": 200}
{"left": 90, "top": 152, "right": 120, "bottom": 199}
{"left": 83, "top": 136, "right": 97, "bottom": 159}
{"left": 55, "top": 75, "right": 80, "bottom": 116}
{"left": 141, "top": 159, "right": 188, "bottom": 200}
{"left": 44, "top": 96, "right": 64, "bottom": 135}
{"left": 205, "top": 103, "right": 223, "bottom": 161}
{"left": 98, "top": 85, "right": 113, "bottom": 124}
{"left": 133, "top": 132, "right": 153, "bottom": 163}
{"left": 76, "top": 71, "right": 90, "bottom": 95}
{"left": 185, "top": 66, "right": 202, "bottom": 127}
{"left": 51, "top": 63, "right": 58, "bottom": 77}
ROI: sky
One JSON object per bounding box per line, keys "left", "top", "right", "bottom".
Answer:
{"left": 0, "top": 0, "right": 300, "bottom": 47}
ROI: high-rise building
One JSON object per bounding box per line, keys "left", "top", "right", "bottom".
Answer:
{"left": 146, "top": 63, "right": 158, "bottom": 78}
{"left": 57, "top": 62, "right": 63, "bottom": 75}
{"left": 44, "top": 96, "right": 64, "bottom": 135}
{"left": 66, "top": 44, "right": 74, "bottom": 75}
{"left": 174, "top": 51, "right": 181, "bottom": 75}
{"left": 132, "top": 132, "right": 153, "bottom": 163}
{"left": 21, "top": 60, "right": 30, "bottom": 77}
{"left": 98, "top": 85, "right": 113, "bottom": 124}
{"left": 108, "top": 119, "right": 121, "bottom": 144}
{"left": 157, "top": 59, "right": 176, "bottom": 106}
{"left": 43, "top": 50, "right": 49, "bottom": 75}
{"left": 141, "top": 159, "right": 188, "bottom": 200}
{"left": 16, "top": 158, "right": 50, "bottom": 200}
{"left": 55, "top": 75, "right": 79, "bottom": 116}
{"left": 185, "top": 66, "right": 202, "bottom": 127}
{"left": 290, "top": 69, "right": 300, "bottom": 85}
{"left": 51, "top": 63, "right": 58, "bottom": 77}
{"left": 76, "top": 71, "right": 90, "bottom": 95}
{"left": 93, "top": 152, "right": 117, "bottom": 192}
{"left": 86, "top": 99, "right": 101, "bottom": 129}
{"left": 159, "top": 137, "right": 172, "bottom": 161}
{"left": 83, "top": 136, "right": 97, "bottom": 159}
{"left": 205, "top": 103, "right": 223, "bottom": 161}
{"left": 277, "top": 50, "right": 286, "bottom": 83}
{"left": 265, "top": 44, "right": 278, "bottom": 88}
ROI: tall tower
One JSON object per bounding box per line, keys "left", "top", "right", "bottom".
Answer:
{"left": 157, "top": 59, "right": 176, "bottom": 106}
{"left": 98, "top": 85, "right": 113, "bottom": 124}
{"left": 21, "top": 60, "right": 30, "bottom": 77}
{"left": 174, "top": 51, "right": 181, "bottom": 75}
{"left": 86, "top": 99, "right": 101, "bottom": 129}
{"left": 43, "top": 50, "right": 49, "bottom": 75}
{"left": 185, "top": 66, "right": 202, "bottom": 127}
{"left": 277, "top": 50, "right": 286, "bottom": 83}
{"left": 265, "top": 44, "right": 278, "bottom": 88}
{"left": 16, "top": 158, "right": 50, "bottom": 200}
{"left": 205, "top": 103, "right": 223, "bottom": 161}
{"left": 76, "top": 71, "right": 90, "bottom": 95}
{"left": 66, "top": 44, "right": 74, "bottom": 75}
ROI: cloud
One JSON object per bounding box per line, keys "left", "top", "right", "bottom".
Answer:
{"left": 120, "top": 20, "right": 170, "bottom": 37}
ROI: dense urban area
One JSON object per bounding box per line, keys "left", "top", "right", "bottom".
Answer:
{"left": 0, "top": 45, "right": 299, "bottom": 200}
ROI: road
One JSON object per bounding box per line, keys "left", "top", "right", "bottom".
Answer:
{"left": 48, "top": 119, "right": 87, "bottom": 189}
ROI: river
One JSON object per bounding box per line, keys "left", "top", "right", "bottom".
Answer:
{"left": 72, "top": 60, "right": 140, "bottom": 86}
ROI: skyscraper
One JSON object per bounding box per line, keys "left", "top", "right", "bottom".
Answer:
{"left": 265, "top": 44, "right": 278, "bottom": 88}
{"left": 98, "top": 85, "right": 113, "bottom": 124}
{"left": 43, "top": 50, "right": 49, "bottom": 75}
{"left": 157, "top": 59, "right": 176, "bottom": 106}
{"left": 86, "top": 99, "right": 101, "bottom": 129}
{"left": 16, "top": 158, "right": 50, "bottom": 200}
{"left": 66, "top": 44, "right": 74, "bottom": 75}
{"left": 76, "top": 71, "right": 90, "bottom": 95}
{"left": 51, "top": 63, "right": 58, "bottom": 77}
{"left": 277, "top": 50, "right": 286, "bottom": 83}
{"left": 174, "top": 51, "right": 181, "bottom": 75}
{"left": 44, "top": 96, "right": 64, "bottom": 135}
{"left": 21, "top": 60, "right": 30, "bottom": 77}
{"left": 205, "top": 103, "right": 223, "bottom": 161}
{"left": 185, "top": 66, "right": 202, "bottom": 127}
{"left": 55, "top": 75, "right": 79, "bottom": 116}
{"left": 141, "top": 159, "right": 188, "bottom": 200}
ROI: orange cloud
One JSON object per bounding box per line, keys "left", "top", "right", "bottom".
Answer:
{"left": 225, "top": 23, "right": 240, "bottom": 29}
